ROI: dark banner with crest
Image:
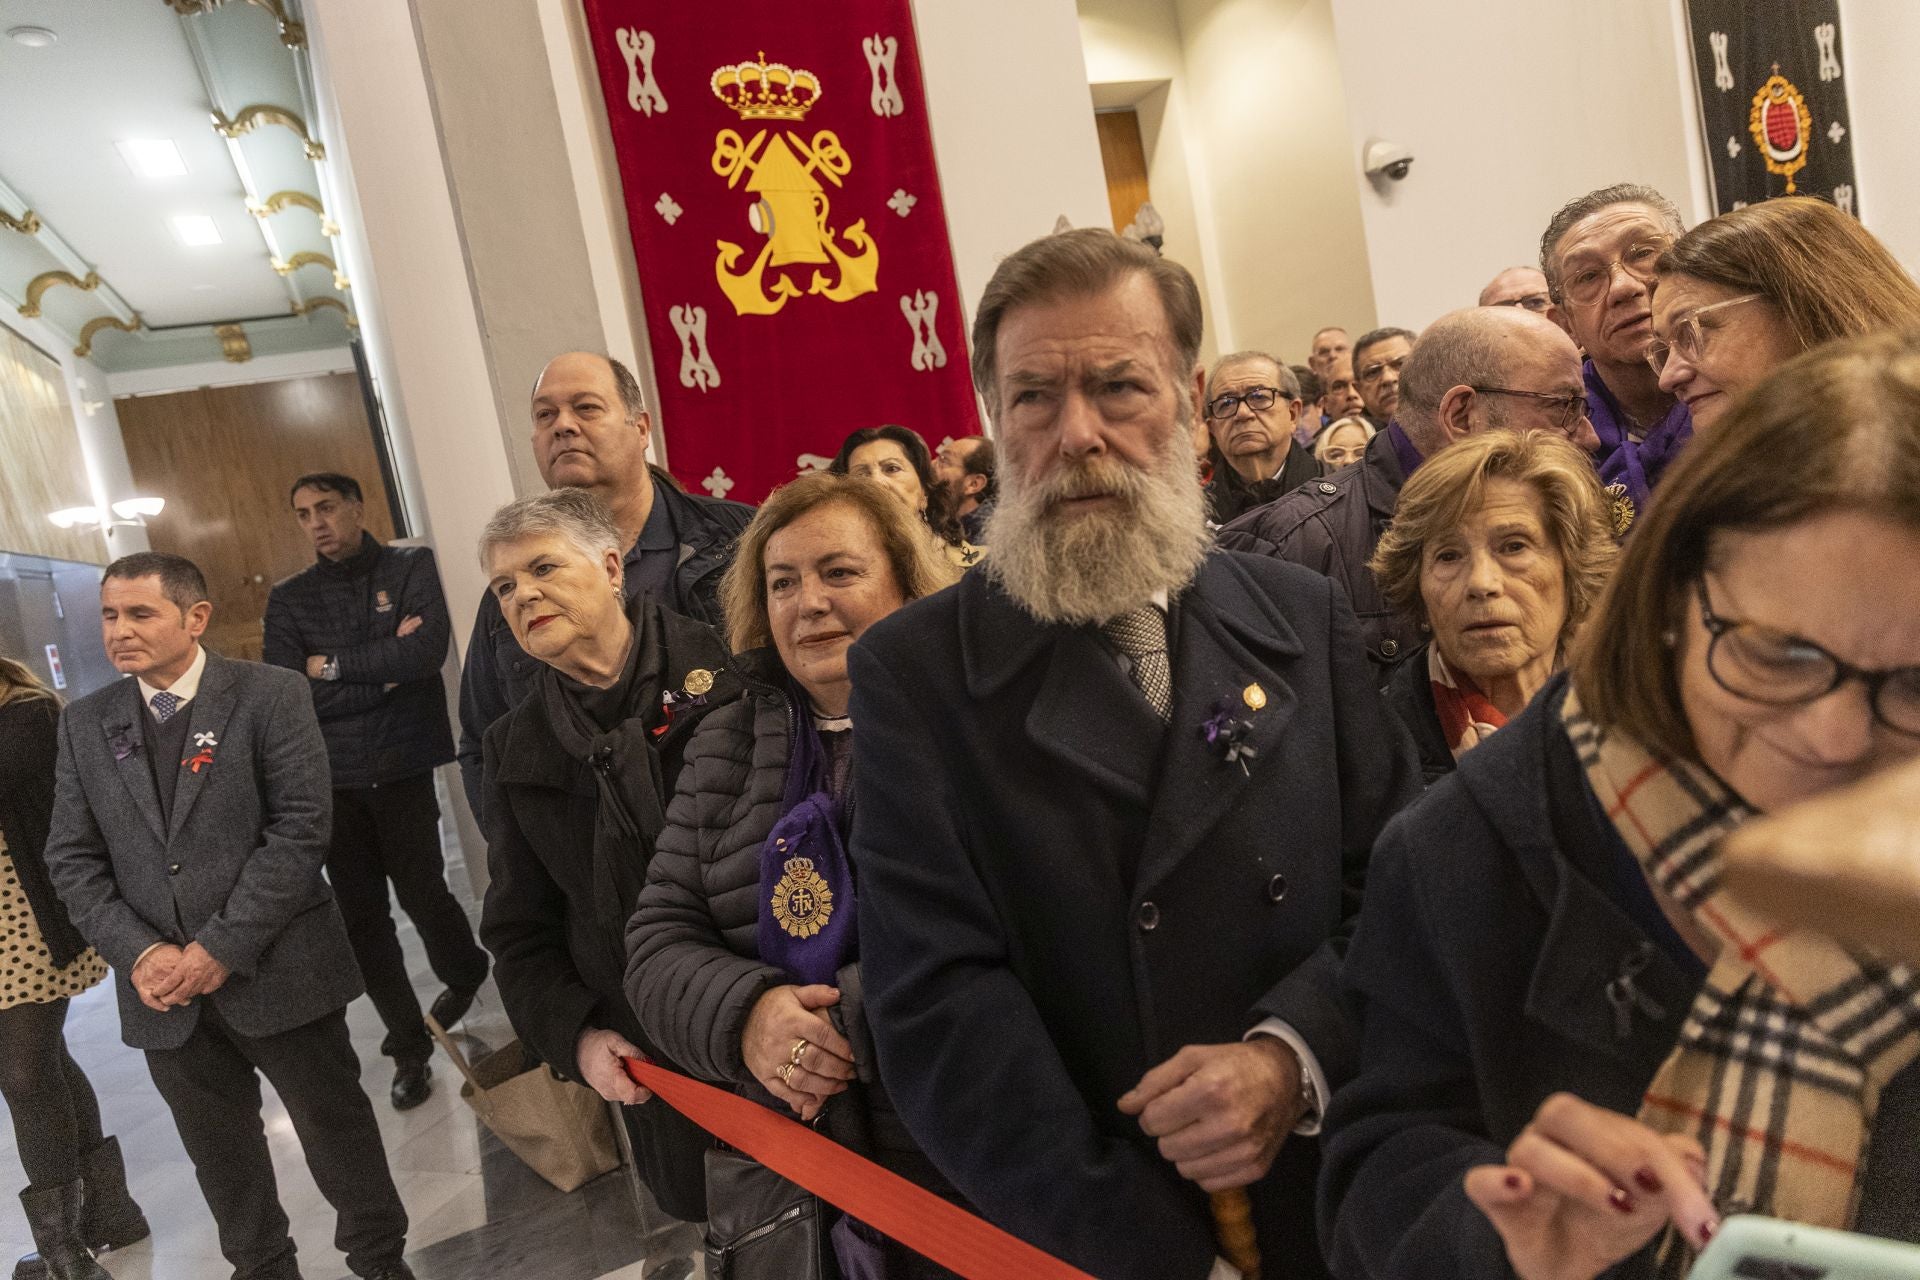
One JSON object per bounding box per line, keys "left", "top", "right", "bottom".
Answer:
{"left": 1683, "top": 0, "right": 1859, "bottom": 217}
{"left": 579, "top": 1, "right": 981, "bottom": 505}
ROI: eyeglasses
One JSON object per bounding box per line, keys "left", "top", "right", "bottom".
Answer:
{"left": 1645, "top": 294, "right": 1764, "bottom": 376}
{"left": 1470, "top": 385, "right": 1589, "bottom": 433}
{"left": 1554, "top": 237, "right": 1673, "bottom": 306}
{"left": 1490, "top": 293, "right": 1553, "bottom": 314}
{"left": 1357, "top": 355, "right": 1408, "bottom": 385}
{"left": 1695, "top": 578, "right": 1920, "bottom": 736}
{"left": 1207, "top": 386, "right": 1283, "bottom": 420}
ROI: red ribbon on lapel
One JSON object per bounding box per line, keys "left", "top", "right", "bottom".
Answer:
{"left": 182, "top": 748, "right": 214, "bottom": 774}
{"left": 621, "top": 1057, "right": 1094, "bottom": 1279}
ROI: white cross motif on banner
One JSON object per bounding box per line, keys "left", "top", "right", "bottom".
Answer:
{"left": 863, "top": 35, "right": 904, "bottom": 117}
{"left": 900, "top": 291, "right": 947, "bottom": 371}
{"left": 1725, "top": 136, "right": 1741, "bottom": 159}
{"left": 1814, "top": 22, "right": 1842, "bottom": 81}
{"left": 616, "top": 29, "right": 669, "bottom": 117}
{"left": 655, "top": 193, "right": 683, "bottom": 225}
{"left": 701, "top": 467, "right": 735, "bottom": 499}
{"left": 1835, "top": 185, "right": 1855, "bottom": 215}
{"left": 1709, "top": 32, "right": 1735, "bottom": 91}
{"left": 888, "top": 188, "right": 917, "bottom": 217}
{"left": 795, "top": 453, "right": 834, "bottom": 475}
{"left": 670, "top": 304, "right": 719, "bottom": 391}
{"left": 1828, "top": 120, "right": 1847, "bottom": 145}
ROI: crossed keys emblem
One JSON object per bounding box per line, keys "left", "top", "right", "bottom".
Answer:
{"left": 670, "top": 304, "right": 719, "bottom": 391}
{"left": 710, "top": 125, "right": 879, "bottom": 316}
{"left": 616, "top": 29, "right": 668, "bottom": 116}
{"left": 863, "top": 35, "right": 903, "bottom": 117}
{"left": 1709, "top": 32, "right": 1734, "bottom": 92}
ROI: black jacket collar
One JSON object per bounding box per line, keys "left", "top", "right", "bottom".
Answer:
{"left": 314, "top": 531, "right": 381, "bottom": 579}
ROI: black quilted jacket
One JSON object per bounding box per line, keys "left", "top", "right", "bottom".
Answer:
{"left": 624, "top": 650, "right": 954, "bottom": 1194}
{"left": 263, "top": 535, "right": 456, "bottom": 789}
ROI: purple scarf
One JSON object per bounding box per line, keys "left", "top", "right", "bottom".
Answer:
{"left": 756, "top": 690, "right": 857, "bottom": 985}
{"left": 1584, "top": 359, "right": 1692, "bottom": 527}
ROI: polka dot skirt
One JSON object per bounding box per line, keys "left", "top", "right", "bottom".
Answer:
{"left": 0, "top": 833, "right": 107, "bottom": 1011}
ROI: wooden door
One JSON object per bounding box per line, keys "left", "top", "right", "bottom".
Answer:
{"left": 1095, "top": 108, "right": 1153, "bottom": 236}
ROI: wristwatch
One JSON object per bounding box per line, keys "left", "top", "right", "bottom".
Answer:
{"left": 319, "top": 656, "right": 341, "bottom": 681}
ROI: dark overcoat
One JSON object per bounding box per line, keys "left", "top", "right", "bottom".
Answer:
{"left": 848, "top": 551, "right": 1420, "bottom": 1280}
{"left": 1382, "top": 642, "right": 1454, "bottom": 786}
{"left": 1217, "top": 428, "right": 1416, "bottom": 674}
{"left": 44, "top": 652, "right": 362, "bottom": 1050}
{"left": 0, "top": 696, "right": 90, "bottom": 968}
{"left": 1318, "top": 675, "right": 1920, "bottom": 1279}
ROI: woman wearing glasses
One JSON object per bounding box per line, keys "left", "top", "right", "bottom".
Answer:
{"left": 1648, "top": 196, "right": 1920, "bottom": 430}
{"left": 1320, "top": 329, "right": 1920, "bottom": 1278}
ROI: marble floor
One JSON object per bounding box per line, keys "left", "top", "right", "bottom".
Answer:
{"left": 0, "top": 838, "right": 704, "bottom": 1280}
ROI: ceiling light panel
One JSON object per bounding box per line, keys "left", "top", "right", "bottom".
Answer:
{"left": 171, "top": 214, "right": 222, "bottom": 246}
{"left": 115, "top": 139, "right": 188, "bottom": 179}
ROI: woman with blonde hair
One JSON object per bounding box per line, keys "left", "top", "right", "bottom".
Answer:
{"left": 627, "top": 472, "right": 962, "bottom": 1276}
{"left": 0, "top": 658, "right": 148, "bottom": 1279}
{"left": 1650, "top": 196, "right": 1920, "bottom": 429}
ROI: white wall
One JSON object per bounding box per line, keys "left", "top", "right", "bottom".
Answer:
{"left": 1835, "top": 0, "right": 1920, "bottom": 270}
{"left": 1329, "top": 0, "right": 1696, "bottom": 330}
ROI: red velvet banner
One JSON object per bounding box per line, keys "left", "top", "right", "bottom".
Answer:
{"left": 580, "top": 1, "right": 981, "bottom": 504}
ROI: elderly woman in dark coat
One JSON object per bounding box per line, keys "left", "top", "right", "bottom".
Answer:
{"left": 1368, "top": 430, "right": 1617, "bottom": 784}
{"left": 476, "top": 487, "right": 736, "bottom": 1224}
{"left": 625, "top": 472, "right": 959, "bottom": 1275}
{"left": 1319, "top": 329, "right": 1920, "bottom": 1279}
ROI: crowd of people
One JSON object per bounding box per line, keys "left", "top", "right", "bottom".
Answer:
{"left": 0, "top": 181, "right": 1917, "bottom": 1280}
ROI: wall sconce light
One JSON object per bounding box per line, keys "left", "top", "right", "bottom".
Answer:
{"left": 47, "top": 496, "right": 166, "bottom": 530}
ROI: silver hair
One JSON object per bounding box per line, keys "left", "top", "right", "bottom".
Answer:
{"left": 478, "top": 487, "right": 623, "bottom": 574}
{"left": 1538, "top": 184, "right": 1685, "bottom": 294}
{"left": 1205, "top": 351, "right": 1301, "bottom": 404}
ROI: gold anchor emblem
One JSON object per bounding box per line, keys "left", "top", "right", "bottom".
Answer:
{"left": 709, "top": 53, "right": 879, "bottom": 317}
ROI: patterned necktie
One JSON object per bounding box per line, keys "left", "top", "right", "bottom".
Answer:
{"left": 1102, "top": 606, "right": 1173, "bottom": 722}
{"left": 150, "top": 691, "right": 181, "bottom": 724}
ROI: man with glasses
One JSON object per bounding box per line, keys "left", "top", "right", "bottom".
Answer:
{"left": 1221, "top": 307, "right": 1584, "bottom": 673}
{"left": 1539, "top": 184, "right": 1691, "bottom": 526}
{"left": 1315, "top": 352, "right": 1366, "bottom": 436}
{"left": 1200, "top": 352, "right": 1325, "bottom": 524}
{"left": 1351, "top": 327, "right": 1416, "bottom": 430}
{"left": 1478, "top": 265, "right": 1569, "bottom": 336}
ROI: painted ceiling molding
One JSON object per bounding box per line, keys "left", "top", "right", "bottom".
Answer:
{"left": 291, "top": 295, "right": 355, "bottom": 328}
{"left": 271, "top": 248, "right": 334, "bottom": 275}
{"left": 0, "top": 205, "right": 39, "bottom": 236}
{"left": 75, "top": 315, "right": 144, "bottom": 359}
{"left": 20, "top": 269, "right": 101, "bottom": 318}
{"left": 213, "top": 322, "right": 252, "bottom": 362}
{"left": 164, "top": 0, "right": 305, "bottom": 49}
{"left": 247, "top": 188, "right": 324, "bottom": 218}
{"left": 212, "top": 104, "right": 325, "bottom": 160}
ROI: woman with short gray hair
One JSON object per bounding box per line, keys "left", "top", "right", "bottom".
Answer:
{"left": 475, "top": 486, "right": 734, "bottom": 1226}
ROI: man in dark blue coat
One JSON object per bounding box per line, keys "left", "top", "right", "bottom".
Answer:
{"left": 264, "top": 472, "right": 488, "bottom": 1110}
{"left": 850, "top": 230, "right": 1418, "bottom": 1280}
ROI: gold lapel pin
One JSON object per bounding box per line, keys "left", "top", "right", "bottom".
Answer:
{"left": 683, "top": 669, "right": 716, "bottom": 697}
{"left": 1242, "top": 683, "right": 1267, "bottom": 711}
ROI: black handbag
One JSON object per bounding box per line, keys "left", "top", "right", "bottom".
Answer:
{"left": 702, "top": 1143, "right": 835, "bottom": 1280}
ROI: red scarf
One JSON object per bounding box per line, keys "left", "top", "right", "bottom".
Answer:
{"left": 1428, "top": 645, "right": 1508, "bottom": 760}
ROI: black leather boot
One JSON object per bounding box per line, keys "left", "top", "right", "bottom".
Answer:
{"left": 16, "top": 1183, "right": 107, "bottom": 1280}
{"left": 12, "top": 1138, "right": 150, "bottom": 1280}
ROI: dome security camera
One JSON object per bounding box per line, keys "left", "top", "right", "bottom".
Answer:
{"left": 1363, "top": 139, "right": 1415, "bottom": 182}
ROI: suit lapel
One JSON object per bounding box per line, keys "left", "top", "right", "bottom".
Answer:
{"left": 1136, "top": 557, "right": 1304, "bottom": 895}
{"left": 104, "top": 685, "right": 165, "bottom": 844}
{"left": 168, "top": 655, "right": 236, "bottom": 842}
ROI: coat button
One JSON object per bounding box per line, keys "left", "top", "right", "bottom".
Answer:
{"left": 168, "top": 863, "right": 181, "bottom": 875}
{"left": 1267, "top": 874, "right": 1288, "bottom": 902}
{"left": 1136, "top": 901, "right": 1160, "bottom": 932}
{"left": 1382, "top": 639, "right": 1400, "bottom": 659}
{"left": 1318, "top": 482, "right": 1338, "bottom": 495}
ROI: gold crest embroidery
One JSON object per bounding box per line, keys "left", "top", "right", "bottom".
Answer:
{"left": 1606, "top": 482, "right": 1637, "bottom": 538}
{"left": 771, "top": 853, "right": 834, "bottom": 939}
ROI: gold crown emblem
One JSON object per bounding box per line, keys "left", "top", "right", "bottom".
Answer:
{"left": 710, "top": 52, "right": 822, "bottom": 121}
{"left": 782, "top": 855, "right": 815, "bottom": 876}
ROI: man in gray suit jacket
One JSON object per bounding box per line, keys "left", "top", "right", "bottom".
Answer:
{"left": 45, "top": 553, "right": 413, "bottom": 1280}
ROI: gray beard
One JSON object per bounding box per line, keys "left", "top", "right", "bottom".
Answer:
{"left": 983, "top": 428, "right": 1211, "bottom": 626}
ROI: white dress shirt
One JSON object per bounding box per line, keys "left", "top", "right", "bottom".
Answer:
{"left": 136, "top": 643, "right": 207, "bottom": 717}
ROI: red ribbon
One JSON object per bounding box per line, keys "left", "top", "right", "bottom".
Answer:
{"left": 181, "top": 748, "right": 214, "bottom": 774}
{"left": 621, "top": 1057, "right": 1094, "bottom": 1280}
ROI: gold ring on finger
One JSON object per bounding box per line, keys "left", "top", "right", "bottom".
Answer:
{"left": 778, "top": 1062, "right": 796, "bottom": 1085}
{"left": 789, "top": 1038, "right": 809, "bottom": 1067}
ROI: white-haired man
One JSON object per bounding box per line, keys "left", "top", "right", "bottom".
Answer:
{"left": 850, "top": 229, "right": 1417, "bottom": 1280}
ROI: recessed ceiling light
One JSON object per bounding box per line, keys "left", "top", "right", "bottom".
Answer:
{"left": 171, "top": 214, "right": 222, "bottom": 246}
{"left": 6, "top": 26, "right": 58, "bottom": 48}
{"left": 116, "top": 139, "right": 187, "bottom": 179}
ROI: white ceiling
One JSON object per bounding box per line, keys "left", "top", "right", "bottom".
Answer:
{"left": 0, "top": 0, "right": 352, "bottom": 370}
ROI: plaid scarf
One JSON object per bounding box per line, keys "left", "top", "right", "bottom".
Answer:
{"left": 1564, "top": 687, "right": 1920, "bottom": 1247}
